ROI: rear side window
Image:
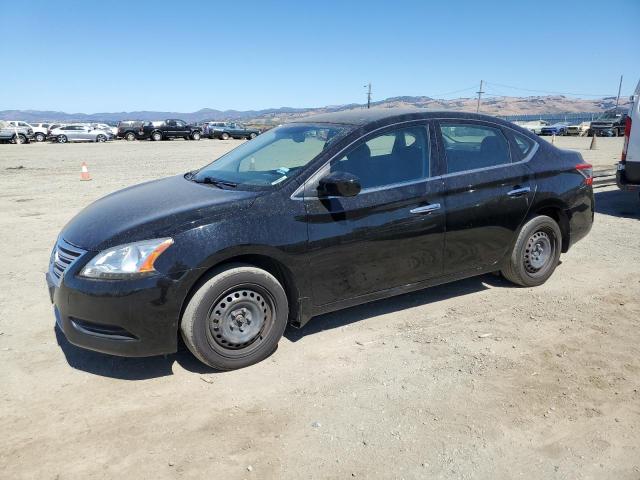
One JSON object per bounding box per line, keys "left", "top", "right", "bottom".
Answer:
{"left": 440, "top": 123, "right": 511, "bottom": 174}
{"left": 512, "top": 131, "right": 535, "bottom": 158}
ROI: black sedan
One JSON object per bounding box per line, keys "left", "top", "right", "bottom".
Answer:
{"left": 48, "top": 109, "right": 594, "bottom": 370}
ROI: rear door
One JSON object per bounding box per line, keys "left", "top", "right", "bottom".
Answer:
{"left": 436, "top": 120, "right": 535, "bottom": 275}
{"left": 303, "top": 122, "right": 445, "bottom": 306}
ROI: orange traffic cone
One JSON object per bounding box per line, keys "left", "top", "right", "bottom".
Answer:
{"left": 80, "top": 162, "right": 92, "bottom": 181}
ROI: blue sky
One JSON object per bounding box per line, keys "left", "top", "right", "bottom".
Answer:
{"left": 1, "top": 0, "right": 638, "bottom": 112}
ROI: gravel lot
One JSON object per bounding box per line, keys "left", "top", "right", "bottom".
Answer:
{"left": 1, "top": 136, "right": 639, "bottom": 479}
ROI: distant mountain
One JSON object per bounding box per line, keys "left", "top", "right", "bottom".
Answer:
{"left": 0, "top": 95, "right": 630, "bottom": 124}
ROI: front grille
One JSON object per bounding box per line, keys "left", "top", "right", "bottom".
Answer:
{"left": 50, "top": 238, "right": 86, "bottom": 286}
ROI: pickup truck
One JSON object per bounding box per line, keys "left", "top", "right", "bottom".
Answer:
{"left": 591, "top": 108, "right": 628, "bottom": 137}
{"left": 144, "top": 119, "right": 202, "bottom": 141}
{"left": 0, "top": 120, "right": 33, "bottom": 143}
{"left": 208, "top": 122, "right": 260, "bottom": 140}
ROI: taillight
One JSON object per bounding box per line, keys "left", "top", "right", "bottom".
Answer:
{"left": 576, "top": 163, "right": 593, "bottom": 186}
{"left": 621, "top": 116, "right": 632, "bottom": 162}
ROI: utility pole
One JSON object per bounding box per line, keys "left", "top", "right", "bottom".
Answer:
{"left": 615, "top": 75, "right": 623, "bottom": 110}
{"left": 476, "top": 80, "right": 484, "bottom": 113}
{"left": 364, "top": 82, "right": 372, "bottom": 109}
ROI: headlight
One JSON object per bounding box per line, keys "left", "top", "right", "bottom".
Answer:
{"left": 80, "top": 238, "right": 173, "bottom": 279}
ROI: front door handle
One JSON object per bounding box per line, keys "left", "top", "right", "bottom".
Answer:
{"left": 507, "top": 186, "right": 531, "bottom": 197}
{"left": 410, "top": 203, "right": 441, "bottom": 214}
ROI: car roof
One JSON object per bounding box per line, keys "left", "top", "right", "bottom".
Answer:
{"left": 289, "top": 108, "right": 510, "bottom": 126}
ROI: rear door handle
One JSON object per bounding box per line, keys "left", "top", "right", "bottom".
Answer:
{"left": 410, "top": 203, "right": 441, "bottom": 214}
{"left": 507, "top": 186, "right": 531, "bottom": 197}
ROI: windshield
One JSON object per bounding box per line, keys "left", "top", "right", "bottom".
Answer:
{"left": 192, "top": 123, "right": 350, "bottom": 189}
{"left": 598, "top": 111, "right": 622, "bottom": 120}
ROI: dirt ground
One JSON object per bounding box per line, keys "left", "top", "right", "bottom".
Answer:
{"left": 0, "top": 136, "right": 638, "bottom": 480}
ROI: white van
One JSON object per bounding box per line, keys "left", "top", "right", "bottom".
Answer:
{"left": 617, "top": 79, "right": 640, "bottom": 195}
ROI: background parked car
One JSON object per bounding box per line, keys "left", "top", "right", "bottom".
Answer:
{"left": 9, "top": 122, "right": 51, "bottom": 142}
{"left": 5, "top": 120, "right": 39, "bottom": 142}
{"left": 591, "top": 107, "right": 628, "bottom": 137}
{"left": 209, "top": 122, "right": 260, "bottom": 140}
{"left": 0, "top": 120, "right": 33, "bottom": 143}
{"left": 90, "top": 123, "right": 117, "bottom": 138}
{"left": 142, "top": 119, "right": 202, "bottom": 141}
{"left": 49, "top": 124, "right": 111, "bottom": 143}
{"left": 540, "top": 122, "right": 569, "bottom": 136}
{"left": 514, "top": 120, "right": 549, "bottom": 134}
{"left": 202, "top": 121, "right": 228, "bottom": 138}
{"left": 117, "top": 120, "right": 149, "bottom": 141}
{"left": 566, "top": 121, "right": 591, "bottom": 136}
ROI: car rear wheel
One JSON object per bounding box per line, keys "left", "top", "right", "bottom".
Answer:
{"left": 34, "top": 132, "right": 46, "bottom": 142}
{"left": 125, "top": 132, "right": 136, "bottom": 141}
{"left": 501, "top": 215, "right": 562, "bottom": 287}
{"left": 181, "top": 264, "right": 289, "bottom": 371}
{"left": 96, "top": 134, "right": 106, "bottom": 143}
{"left": 249, "top": 132, "right": 257, "bottom": 139}
{"left": 58, "top": 135, "right": 68, "bottom": 144}
{"left": 220, "top": 132, "right": 230, "bottom": 140}
{"left": 151, "top": 131, "right": 162, "bottom": 141}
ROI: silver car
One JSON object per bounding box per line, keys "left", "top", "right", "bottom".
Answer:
{"left": 49, "top": 124, "right": 111, "bottom": 143}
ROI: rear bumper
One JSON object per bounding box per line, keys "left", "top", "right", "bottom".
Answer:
{"left": 617, "top": 163, "right": 640, "bottom": 191}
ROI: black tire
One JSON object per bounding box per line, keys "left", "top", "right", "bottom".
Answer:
{"left": 96, "top": 134, "right": 106, "bottom": 143}
{"left": 151, "top": 131, "right": 162, "bottom": 141}
{"left": 35, "top": 132, "right": 46, "bottom": 142}
{"left": 249, "top": 132, "right": 257, "bottom": 139}
{"left": 125, "top": 132, "right": 136, "bottom": 141}
{"left": 181, "top": 264, "right": 289, "bottom": 370}
{"left": 58, "top": 135, "right": 68, "bottom": 144}
{"left": 501, "top": 215, "right": 562, "bottom": 287}
{"left": 11, "top": 134, "right": 27, "bottom": 144}
{"left": 191, "top": 131, "right": 201, "bottom": 141}
{"left": 220, "top": 132, "right": 230, "bottom": 140}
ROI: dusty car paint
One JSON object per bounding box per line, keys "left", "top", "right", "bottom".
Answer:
{"left": 48, "top": 110, "right": 594, "bottom": 358}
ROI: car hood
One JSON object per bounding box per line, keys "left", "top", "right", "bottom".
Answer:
{"left": 61, "top": 175, "right": 258, "bottom": 251}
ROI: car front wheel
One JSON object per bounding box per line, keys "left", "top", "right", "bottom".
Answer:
{"left": 58, "top": 135, "right": 68, "bottom": 144}
{"left": 125, "top": 132, "right": 136, "bottom": 141}
{"left": 35, "top": 133, "right": 46, "bottom": 142}
{"left": 501, "top": 215, "right": 562, "bottom": 287}
{"left": 249, "top": 132, "right": 257, "bottom": 139}
{"left": 96, "top": 134, "right": 106, "bottom": 143}
{"left": 220, "top": 132, "right": 230, "bottom": 140}
{"left": 181, "top": 264, "right": 289, "bottom": 371}
{"left": 191, "top": 131, "right": 201, "bottom": 141}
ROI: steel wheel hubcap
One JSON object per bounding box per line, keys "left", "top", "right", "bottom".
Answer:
{"left": 209, "top": 289, "right": 271, "bottom": 348}
{"left": 524, "top": 231, "right": 552, "bottom": 272}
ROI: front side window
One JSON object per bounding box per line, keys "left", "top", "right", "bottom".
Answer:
{"left": 329, "top": 126, "right": 430, "bottom": 190}
{"left": 192, "top": 123, "right": 350, "bottom": 189}
{"left": 440, "top": 123, "right": 511, "bottom": 173}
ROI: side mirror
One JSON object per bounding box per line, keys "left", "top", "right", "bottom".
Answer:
{"left": 317, "top": 172, "right": 361, "bottom": 197}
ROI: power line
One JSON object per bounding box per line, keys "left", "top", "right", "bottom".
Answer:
{"left": 428, "top": 85, "right": 478, "bottom": 98}
{"left": 484, "top": 81, "right": 618, "bottom": 98}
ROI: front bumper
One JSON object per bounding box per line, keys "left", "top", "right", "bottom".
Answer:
{"left": 47, "top": 257, "right": 186, "bottom": 357}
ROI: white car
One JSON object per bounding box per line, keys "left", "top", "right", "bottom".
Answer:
{"left": 514, "top": 120, "right": 549, "bottom": 134}
{"left": 49, "top": 124, "right": 112, "bottom": 143}
{"left": 6, "top": 120, "right": 49, "bottom": 142}
{"left": 566, "top": 121, "right": 591, "bottom": 136}
{"left": 91, "top": 123, "right": 118, "bottom": 137}
{"left": 617, "top": 79, "right": 640, "bottom": 194}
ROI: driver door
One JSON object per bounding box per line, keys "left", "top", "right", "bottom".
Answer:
{"left": 303, "top": 122, "right": 445, "bottom": 306}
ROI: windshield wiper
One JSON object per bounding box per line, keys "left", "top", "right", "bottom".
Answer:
{"left": 199, "top": 176, "right": 238, "bottom": 188}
